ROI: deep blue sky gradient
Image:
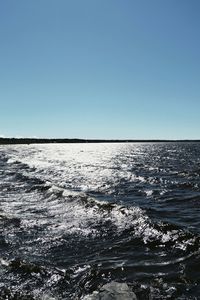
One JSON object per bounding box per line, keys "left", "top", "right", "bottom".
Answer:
{"left": 1, "top": 0, "right": 200, "bottom": 139}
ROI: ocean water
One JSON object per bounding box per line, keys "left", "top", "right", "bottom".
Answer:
{"left": 0, "top": 142, "right": 200, "bottom": 299}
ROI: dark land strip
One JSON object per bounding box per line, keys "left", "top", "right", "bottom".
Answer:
{"left": 0, "top": 138, "right": 200, "bottom": 145}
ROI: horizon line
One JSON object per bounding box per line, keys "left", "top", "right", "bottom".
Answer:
{"left": 0, "top": 137, "right": 200, "bottom": 144}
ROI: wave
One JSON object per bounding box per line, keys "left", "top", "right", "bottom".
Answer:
{"left": 2, "top": 163, "right": 199, "bottom": 253}
{"left": 15, "top": 181, "right": 199, "bottom": 256}
{"left": 2, "top": 154, "right": 200, "bottom": 258}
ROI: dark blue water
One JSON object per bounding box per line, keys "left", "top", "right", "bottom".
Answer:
{"left": 0, "top": 143, "right": 200, "bottom": 299}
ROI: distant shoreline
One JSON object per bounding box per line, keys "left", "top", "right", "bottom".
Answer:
{"left": 0, "top": 138, "right": 200, "bottom": 145}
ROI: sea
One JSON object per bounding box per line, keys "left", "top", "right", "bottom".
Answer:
{"left": 0, "top": 142, "right": 200, "bottom": 299}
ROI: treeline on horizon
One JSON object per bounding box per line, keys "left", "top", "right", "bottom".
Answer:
{"left": 0, "top": 138, "right": 200, "bottom": 145}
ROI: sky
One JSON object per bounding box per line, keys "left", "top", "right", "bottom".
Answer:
{"left": 0, "top": 0, "right": 200, "bottom": 139}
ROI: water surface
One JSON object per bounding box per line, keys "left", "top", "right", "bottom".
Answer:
{"left": 0, "top": 143, "right": 200, "bottom": 299}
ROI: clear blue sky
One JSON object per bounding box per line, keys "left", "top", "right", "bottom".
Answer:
{"left": 1, "top": 0, "right": 200, "bottom": 139}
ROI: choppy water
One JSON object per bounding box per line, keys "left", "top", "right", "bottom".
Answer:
{"left": 0, "top": 143, "right": 200, "bottom": 299}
